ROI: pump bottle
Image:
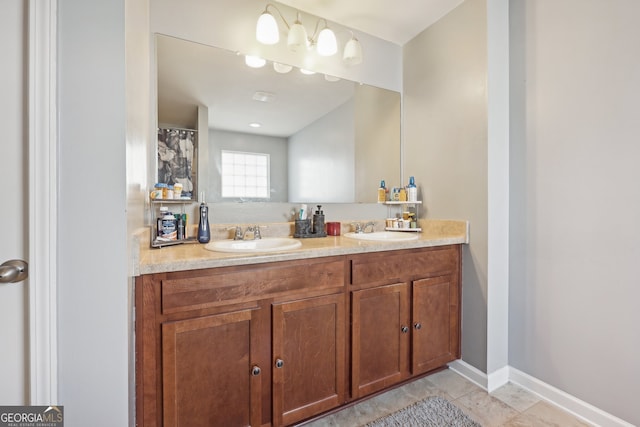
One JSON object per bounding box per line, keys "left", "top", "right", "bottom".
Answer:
{"left": 198, "top": 192, "right": 210, "bottom": 243}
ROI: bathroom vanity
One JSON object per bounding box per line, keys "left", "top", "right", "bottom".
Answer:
{"left": 134, "top": 220, "right": 467, "bottom": 427}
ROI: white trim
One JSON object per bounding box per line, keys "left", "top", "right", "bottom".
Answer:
{"left": 28, "top": 0, "right": 58, "bottom": 405}
{"left": 448, "top": 359, "right": 488, "bottom": 389}
{"left": 447, "top": 362, "right": 633, "bottom": 427}
{"left": 509, "top": 367, "right": 635, "bottom": 427}
{"left": 486, "top": 365, "right": 509, "bottom": 392}
{"left": 486, "top": 0, "right": 510, "bottom": 377}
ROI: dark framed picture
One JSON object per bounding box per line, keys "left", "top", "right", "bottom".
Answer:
{"left": 157, "top": 127, "right": 197, "bottom": 200}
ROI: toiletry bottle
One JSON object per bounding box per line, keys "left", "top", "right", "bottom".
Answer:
{"left": 176, "top": 213, "right": 184, "bottom": 240}
{"left": 407, "top": 176, "right": 417, "bottom": 202}
{"left": 157, "top": 206, "right": 169, "bottom": 237}
{"left": 162, "top": 210, "right": 177, "bottom": 240}
{"left": 313, "top": 205, "right": 326, "bottom": 235}
{"left": 198, "top": 192, "right": 210, "bottom": 243}
{"left": 377, "top": 180, "right": 386, "bottom": 203}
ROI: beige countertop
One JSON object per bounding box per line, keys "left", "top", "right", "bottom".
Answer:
{"left": 134, "top": 219, "right": 469, "bottom": 276}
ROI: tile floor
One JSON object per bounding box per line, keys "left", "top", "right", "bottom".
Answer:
{"left": 302, "top": 368, "right": 592, "bottom": 426}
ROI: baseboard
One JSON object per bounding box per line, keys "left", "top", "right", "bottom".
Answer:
{"left": 446, "top": 361, "right": 633, "bottom": 427}
{"left": 447, "top": 359, "right": 487, "bottom": 389}
{"left": 508, "top": 367, "right": 634, "bottom": 427}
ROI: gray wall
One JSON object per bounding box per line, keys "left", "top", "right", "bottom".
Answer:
{"left": 58, "top": 0, "right": 129, "bottom": 426}
{"left": 289, "top": 100, "right": 354, "bottom": 203}
{"left": 403, "top": 0, "right": 489, "bottom": 372}
{"left": 509, "top": 1, "right": 640, "bottom": 424}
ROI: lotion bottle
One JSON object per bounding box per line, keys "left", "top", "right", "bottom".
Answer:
{"left": 198, "top": 192, "right": 210, "bottom": 243}
{"left": 407, "top": 176, "right": 418, "bottom": 202}
{"left": 377, "top": 180, "right": 387, "bottom": 203}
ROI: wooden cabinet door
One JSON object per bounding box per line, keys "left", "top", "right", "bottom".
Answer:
{"left": 351, "top": 283, "right": 410, "bottom": 399}
{"left": 162, "top": 309, "right": 262, "bottom": 427}
{"left": 412, "top": 274, "right": 460, "bottom": 375}
{"left": 272, "top": 293, "right": 346, "bottom": 426}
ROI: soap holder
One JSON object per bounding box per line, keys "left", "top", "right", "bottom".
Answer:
{"left": 293, "top": 219, "right": 327, "bottom": 238}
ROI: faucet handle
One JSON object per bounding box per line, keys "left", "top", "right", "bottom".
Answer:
{"left": 253, "top": 225, "right": 262, "bottom": 240}
{"left": 351, "top": 222, "right": 363, "bottom": 233}
{"left": 229, "top": 226, "right": 243, "bottom": 240}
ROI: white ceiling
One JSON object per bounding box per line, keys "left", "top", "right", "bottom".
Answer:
{"left": 275, "top": 0, "right": 465, "bottom": 45}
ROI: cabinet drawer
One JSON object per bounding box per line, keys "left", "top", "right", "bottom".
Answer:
{"left": 351, "top": 246, "right": 459, "bottom": 286}
{"left": 161, "top": 258, "right": 346, "bottom": 314}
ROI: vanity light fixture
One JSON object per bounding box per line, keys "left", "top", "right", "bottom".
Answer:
{"left": 343, "top": 32, "right": 363, "bottom": 65}
{"left": 256, "top": 4, "right": 363, "bottom": 65}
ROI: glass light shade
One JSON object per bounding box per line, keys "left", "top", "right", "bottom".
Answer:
{"left": 316, "top": 27, "right": 337, "bottom": 56}
{"left": 324, "top": 74, "right": 340, "bottom": 82}
{"left": 256, "top": 11, "right": 279, "bottom": 45}
{"left": 343, "top": 37, "right": 363, "bottom": 65}
{"left": 287, "top": 19, "right": 308, "bottom": 53}
{"left": 299, "top": 68, "right": 316, "bottom": 75}
{"left": 245, "top": 55, "right": 266, "bottom": 68}
{"left": 273, "top": 62, "right": 293, "bottom": 73}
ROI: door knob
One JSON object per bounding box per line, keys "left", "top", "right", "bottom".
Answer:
{"left": 275, "top": 359, "right": 284, "bottom": 368}
{"left": 0, "top": 259, "right": 28, "bottom": 284}
{"left": 251, "top": 365, "right": 261, "bottom": 376}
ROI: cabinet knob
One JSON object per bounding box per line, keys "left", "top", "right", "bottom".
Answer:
{"left": 414, "top": 322, "right": 422, "bottom": 330}
{"left": 401, "top": 326, "right": 409, "bottom": 333}
{"left": 251, "top": 365, "right": 261, "bottom": 376}
{"left": 275, "top": 359, "right": 284, "bottom": 368}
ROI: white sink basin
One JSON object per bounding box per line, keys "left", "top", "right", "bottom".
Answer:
{"left": 343, "top": 231, "right": 419, "bottom": 242}
{"left": 205, "top": 237, "right": 302, "bottom": 253}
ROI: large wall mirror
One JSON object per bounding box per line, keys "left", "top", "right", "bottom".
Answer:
{"left": 156, "top": 34, "right": 401, "bottom": 204}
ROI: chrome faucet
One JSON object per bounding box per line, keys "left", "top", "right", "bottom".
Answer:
{"left": 352, "top": 222, "right": 375, "bottom": 234}
{"left": 231, "top": 225, "right": 263, "bottom": 240}
{"left": 231, "top": 226, "right": 244, "bottom": 240}
{"left": 243, "top": 225, "right": 262, "bottom": 240}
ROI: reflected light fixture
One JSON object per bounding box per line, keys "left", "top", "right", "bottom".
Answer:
{"left": 245, "top": 55, "right": 266, "bottom": 68}
{"left": 273, "top": 62, "right": 293, "bottom": 73}
{"left": 256, "top": 4, "right": 362, "bottom": 65}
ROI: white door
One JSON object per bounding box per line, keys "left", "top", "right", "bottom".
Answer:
{"left": 0, "top": 0, "right": 29, "bottom": 404}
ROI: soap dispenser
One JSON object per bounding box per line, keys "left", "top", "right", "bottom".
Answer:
{"left": 197, "top": 191, "right": 211, "bottom": 243}
{"left": 312, "top": 205, "right": 326, "bottom": 236}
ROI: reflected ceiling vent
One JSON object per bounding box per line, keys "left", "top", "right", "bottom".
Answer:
{"left": 252, "top": 91, "right": 276, "bottom": 103}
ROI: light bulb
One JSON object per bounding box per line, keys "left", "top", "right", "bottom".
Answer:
{"left": 343, "top": 36, "right": 363, "bottom": 65}
{"left": 256, "top": 10, "right": 279, "bottom": 45}
{"left": 316, "top": 27, "right": 337, "bottom": 56}
{"left": 287, "top": 14, "right": 309, "bottom": 53}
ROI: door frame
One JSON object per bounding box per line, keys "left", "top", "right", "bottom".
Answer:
{"left": 28, "top": 0, "right": 58, "bottom": 405}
